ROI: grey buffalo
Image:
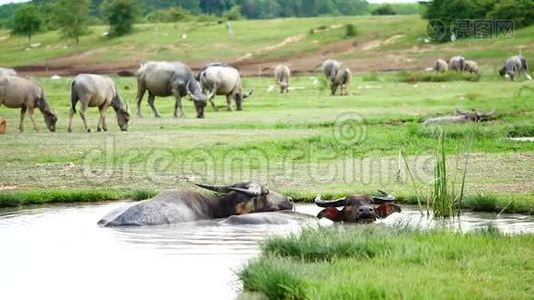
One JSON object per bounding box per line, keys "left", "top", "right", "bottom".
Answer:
{"left": 499, "top": 55, "right": 532, "bottom": 81}
{"left": 98, "top": 181, "right": 294, "bottom": 226}
{"left": 464, "top": 60, "right": 480, "bottom": 75}
{"left": 449, "top": 56, "right": 466, "bottom": 72}
{"left": 198, "top": 65, "right": 253, "bottom": 111}
{"left": 0, "top": 76, "right": 57, "bottom": 132}
{"left": 135, "top": 61, "right": 208, "bottom": 118}
{"left": 433, "top": 59, "right": 448, "bottom": 73}
{"left": 68, "top": 74, "right": 130, "bottom": 132}
{"left": 274, "top": 64, "right": 290, "bottom": 93}
{"left": 0, "top": 68, "right": 17, "bottom": 77}
{"left": 331, "top": 68, "right": 351, "bottom": 96}
{"left": 322, "top": 59, "right": 341, "bottom": 80}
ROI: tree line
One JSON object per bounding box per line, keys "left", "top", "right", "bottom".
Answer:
{"left": 423, "top": 0, "right": 534, "bottom": 42}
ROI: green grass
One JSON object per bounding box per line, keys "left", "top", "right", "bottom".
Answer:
{"left": 239, "top": 227, "right": 534, "bottom": 299}
{"left": 0, "top": 75, "right": 533, "bottom": 211}
{"left": 0, "top": 15, "right": 533, "bottom": 70}
{"left": 399, "top": 71, "right": 481, "bottom": 83}
{"left": 0, "top": 188, "right": 158, "bottom": 207}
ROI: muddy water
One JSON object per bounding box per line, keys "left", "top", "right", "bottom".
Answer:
{"left": 1, "top": 202, "right": 533, "bottom": 300}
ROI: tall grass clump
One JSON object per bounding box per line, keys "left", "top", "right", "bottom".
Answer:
{"left": 431, "top": 130, "right": 467, "bottom": 218}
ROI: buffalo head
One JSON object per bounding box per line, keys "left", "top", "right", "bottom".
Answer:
{"left": 186, "top": 80, "right": 210, "bottom": 118}
{"left": 315, "top": 190, "right": 399, "bottom": 223}
{"left": 196, "top": 181, "right": 294, "bottom": 217}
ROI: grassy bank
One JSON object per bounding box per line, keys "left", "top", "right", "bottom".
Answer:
{"left": 1, "top": 188, "right": 533, "bottom": 215}
{"left": 239, "top": 227, "right": 534, "bottom": 299}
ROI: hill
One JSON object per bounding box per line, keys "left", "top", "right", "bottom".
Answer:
{"left": 1, "top": 15, "right": 533, "bottom": 75}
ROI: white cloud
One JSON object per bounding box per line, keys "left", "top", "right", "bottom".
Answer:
{"left": 0, "top": 0, "right": 30, "bottom": 5}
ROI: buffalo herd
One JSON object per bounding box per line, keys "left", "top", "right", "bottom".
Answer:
{"left": 0, "top": 55, "right": 530, "bottom": 132}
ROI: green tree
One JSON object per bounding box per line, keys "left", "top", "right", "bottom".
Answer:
{"left": 54, "top": 0, "right": 91, "bottom": 45}
{"left": 101, "top": 0, "right": 139, "bottom": 36}
{"left": 11, "top": 4, "right": 43, "bottom": 43}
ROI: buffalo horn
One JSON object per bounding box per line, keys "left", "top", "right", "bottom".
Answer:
{"left": 228, "top": 183, "right": 263, "bottom": 196}
{"left": 372, "top": 190, "right": 396, "bottom": 203}
{"left": 186, "top": 81, "right": 200, "bottom": 101}
{"left": 243, "top": 90, "right": 254, "bottom": 99}
{"left": 314, "top": 194, "right": 347, "bottom": 207}
{"left": 195, "top": 183, "right": 231, "bottom": 193}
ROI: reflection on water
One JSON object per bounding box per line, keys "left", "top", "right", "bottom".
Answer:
{"left": 1, "top": 202, "right": 533, "bottom": 300}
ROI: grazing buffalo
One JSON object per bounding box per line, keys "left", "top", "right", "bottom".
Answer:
{"left": 68, "top": 74, "right": 130, "bottom": 132}
{"left": 274, "top": 64, "right": 290, "bottom": 93}
{"left": 423, "top": 108, "right": 496, "bottom": 125}
{"left": 464, "top": 60, "right": 480, "bottom": 75}
{"left": 433, "top": 59, "right": 448, "bottom": 73}
{"left": 449, "top": 56, "right": 466, "bottom": 72}
{"left": 194, "top": 62, "right": 231, "bottom": 81}
{"left": 198, "top": 65, "right": 253, "bottom": 111}
{"left": 135, "top": 61, "right": 208, "bottom": 118}
{"left": 322, "top": 59, "right": 341, "bottom": 80}
{"left": 0, "top": 76, "right": 57, "bottom": 132}
{"left": 0, "top": 117, "right": 5, "bottom": 134}
{"left": 499, "top": 55, "right": 532, "bottom": 81}
{"left": 0, "top": 68, "right": 17, "bottom": 77}
{"left": 315, "top": 190, "right": 400, "bottom": 223}
{"left": 98, "top": 182, "right": 294, "bottom": 226}
{"left": 331, "top": 68, "right": 351, "bottom": 96}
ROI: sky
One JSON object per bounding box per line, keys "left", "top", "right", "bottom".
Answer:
{"left": 0, "top": 0, "right": 28, "bottom": 5}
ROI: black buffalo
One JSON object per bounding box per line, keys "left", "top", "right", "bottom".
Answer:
{"left": 315, "top": 190, "right": 401, "bottom": 223}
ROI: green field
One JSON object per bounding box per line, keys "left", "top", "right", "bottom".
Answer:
{"left": 239, "top": 226, "right": 534, "bottom": 299}
{"left": 0, "top": 73, "right": 533, "bottom": 210}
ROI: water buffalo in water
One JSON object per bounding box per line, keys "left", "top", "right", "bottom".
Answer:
{"left": 0, "top": 117, "right": 5, "bottom": 134}
{"left": 449, "top": 56, "right": 466, "bottom": 72}
{"left": 135, "top": 61, "right": 208, "bottom": 118}
{"left": 68, "top": 74, "right": 130, "bottom": 132}
{"left": 433, "top": 59, "right": 448, "bottom": 73}
{"left": 423, "top": 108, "right": 496, "bottom": 125}
{"left": 198, "top": 65, "right": 253, "bottom": 111}
{"left": 499, "top": 55, "right": 532, "bottom": 81}
{"left": 274, "top": 64, "right": 290, "bottom": 93}
{"left": 98, "top": 182, "right": 294, "bottom": 226}
{"left": 331, "top": 68, "right": 351, "bottom": 96}
{"left": 0, "top": 76, "right": 57, "bottom": 132}
{"left": 315, "top": 190, "right": 400, "bottom": 223}
{"left": 0, "top": 68, "right": 17, "bottom": 77}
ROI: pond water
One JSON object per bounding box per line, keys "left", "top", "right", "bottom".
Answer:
{"left": 1, "top": 202, "right": 533, "bottom": 300}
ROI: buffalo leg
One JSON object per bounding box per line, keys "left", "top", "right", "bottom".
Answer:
{"left": 147, "top": 92, "right": 161, "bottom": 118}
{"left": 18, "top": 106, "right": 27, "bottom": 132}
{"left": 67, "top": 108, "right": 75, "bottom": 133}
{"left": 226, "top": 95, "right": 232, "bottom": 111}
{"left": 79, "top": 101, "right": 91, "bottom": 132}
{"left": 331, "top": 83, "right": 338, "bottom": 96}
{"left": 135, "top": 82, "right": 146, "bottom": 118}
{"left": 173, "top": 96, "right": 185, "bottom": 118}
{"left": 28, "top": 107, "right": 38, "bottom": 131}
{"left": 209, "top": 94, "right": 218, "bottom": 112}
{"left": 97, "top": 105, "right": 109, "bottom": 132}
